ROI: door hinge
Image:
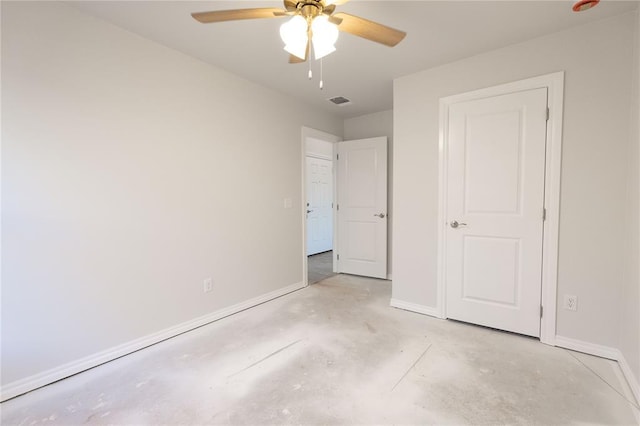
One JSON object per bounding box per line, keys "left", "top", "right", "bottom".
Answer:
{"left": 336, "top": 204, "right": 339, "bottom": 211}
{"left": 331, "top": 202, "right": 334, "bottom": 208}
{"left": 337, "top": 153, "right": 339, "bottom": 160}
{"left": 540, "top": 305, "right": 543, "bottom": 318}
{"left": 546, "top": 107, "right": 550, "bottom": 121}
{"left": 542, "top": 208, "right": 547, "bottom": 221}
{"left": 337, "top": 254, "right": 340, "bottom": 260}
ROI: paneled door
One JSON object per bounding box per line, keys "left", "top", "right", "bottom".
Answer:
{"left": 337, "top": 137, "right": 387, "bottom": 279}
{"left": 445, "top": 88, "right": 548, "bottom": 337}
{"left": 306, "top": 156, "right": 333, "bottom": 255}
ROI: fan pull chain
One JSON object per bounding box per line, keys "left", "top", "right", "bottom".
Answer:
{"left": 319, "top": 58, "right": 324, "bottom": 90}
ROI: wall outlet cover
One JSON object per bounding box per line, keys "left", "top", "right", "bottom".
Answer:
{"left": 203, "top": 278, "right": 213, "bottom": 293}
{"left": 563, "top": 295, "right": 578, "bottom": 311}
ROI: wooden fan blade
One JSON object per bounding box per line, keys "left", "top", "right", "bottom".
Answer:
{"left": 192, "top": 8, "right": 286, "bottom": 23}
{"left": 289, "top": 54, "right": 306, "bottom": 64}
{"left": 331, "top": 12, "right": 406, "bottom": 47}
{"left": 322, "top": 4, "right": 336, "bottom": 15}
{"left": 288, "top": 39, "right": 310, "bottom": 64}
{"left": 284, "top": 0, "right": 298, "bottom": 12}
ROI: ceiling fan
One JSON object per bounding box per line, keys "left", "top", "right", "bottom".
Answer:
{"left": 191, "top": 0, "right": 407, "bottom": 63}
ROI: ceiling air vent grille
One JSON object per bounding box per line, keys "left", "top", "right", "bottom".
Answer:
{"left": 328, "top": 96, "right": 351, "bottom": 106}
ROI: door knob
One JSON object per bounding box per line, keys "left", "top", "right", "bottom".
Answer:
{"left": 373, "top": 213, "right": 386, "bottom": 218}
{"left": 307, "top": 210, "right": 313, "bottom": 214}
{"left": 450, "top": 220, "right": 467, "bottom": 228}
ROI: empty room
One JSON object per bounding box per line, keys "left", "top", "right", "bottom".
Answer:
{"left": 2, "top": 0, "right": 640, "bottom": 424}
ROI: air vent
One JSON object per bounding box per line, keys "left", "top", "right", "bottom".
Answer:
{"left": 328, "top": 96, "right": 351, "bottom": 106}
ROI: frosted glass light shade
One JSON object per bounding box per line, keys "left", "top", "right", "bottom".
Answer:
{"left": 280, "top": 16, "right": 308, "bottom": 59}
{"left": 311, "top": 15, "right": 338, "bottom": 59}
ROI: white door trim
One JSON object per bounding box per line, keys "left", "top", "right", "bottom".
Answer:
{"left": 437, "top": 72, "right": 564, "bottom": 345}
{"left": 306, "top": 153, "right": 332, "bottom": 161}
{"left": 301, "top": 127, "right": 341, "bottom": 286}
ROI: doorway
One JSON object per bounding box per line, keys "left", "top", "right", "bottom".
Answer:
{"left": 301, "top": 129, "right": 391, "bottom": 285}
{"left": 306, "top": 155, "right": 335, "bottom": 284}
{"left": 302, "top": 128, "right": 340, "bottom": 285}
{"left": 306, "top": 156, "right": 333, "bottom": 256}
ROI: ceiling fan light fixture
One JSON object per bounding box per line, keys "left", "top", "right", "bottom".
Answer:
{"left": 280, "top": 15, "right": 308, "bottom": 59}
{"left": 192, "top": 0, "right": 408, "bottom": 64}
{"left": 311, "top": 15, "right": 339, "bottom": 60}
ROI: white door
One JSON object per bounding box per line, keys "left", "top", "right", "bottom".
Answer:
{"left": 306, "top": 157, "right": 333, "bottom": 255}
{"left": 337, "top": 137, "right": 388, "bottom": 279}
{"left": 445, "top": 87, "right": 548, "bottom": 337}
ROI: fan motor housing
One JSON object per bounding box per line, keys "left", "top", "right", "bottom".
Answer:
{"left": 300, "top": 4, "right": 321, "bottom": 19}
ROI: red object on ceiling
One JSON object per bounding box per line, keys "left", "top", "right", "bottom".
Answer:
{"left": 572, "top": 0, "right": 600, "bottom": 12}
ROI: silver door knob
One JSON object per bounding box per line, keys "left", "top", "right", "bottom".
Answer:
{"left": 374, "top": 213, "right": 386, "bottom": 218}
{"left": 450, "top": 220, "right": 467, "bottom": 228}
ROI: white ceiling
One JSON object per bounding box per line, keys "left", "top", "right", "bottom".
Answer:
{"left": 70, "top": 0, "right": 638, "bottom": 118}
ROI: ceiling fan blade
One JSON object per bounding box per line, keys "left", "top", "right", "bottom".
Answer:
{"left": 289, "top": 54, "right": 306, "bottom": 64}
{"left": 288, "top": 38, "right": 310, "bottom": 64}
{"left": 192, "top": 8, "right": 286, "bottom": 23}
{"left": 322, "top": 4, "right": 336, "bottom": 15}
{"left": 283, "top": 0, "right": 298, "bottom": 12}
{"left": 330, "top": 12, "right": 406, "bottom": 47}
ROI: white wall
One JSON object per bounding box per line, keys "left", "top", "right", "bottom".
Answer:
{"left": 393, "top": 13, "right": 637, "bottom": 349}
{"left": 620, "top": 9, "right": 640, "bottom": 395}
{"left": 1, "top": 1, "right": 342, "bottom": 394}
{"left": 344, "top": 110, "right": 394, "bottom": 276}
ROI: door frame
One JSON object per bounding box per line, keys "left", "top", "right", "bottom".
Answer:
{"left": 437, "top": 72, "right": 564, "bottom": 345}
{"left": 301, "top": 127, "right": 341, "bottom": 286}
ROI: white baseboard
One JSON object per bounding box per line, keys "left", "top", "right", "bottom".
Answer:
{"left": 554, "top": 335, "right": 619, "bottom": 360}
{"left": 616, "top": 350, "right": 640, "bottom": 406}
{"left": 0, "top": 281, "right": 305, "bottom": 402}
{"left": 390, "top": 298, "right": 441, "bottom": 318}
{"left": 555, "top": 335, "right": 640, "bottom": 406}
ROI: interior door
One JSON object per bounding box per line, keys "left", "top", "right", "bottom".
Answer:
{"left": 306, "top": 156, "right": 334, "bottom": 255}
{"left": 445, "top": 88, "right": 548, "bottom": 337}
{"left": 337, "top": 137, "right": 388, "bottom": 279}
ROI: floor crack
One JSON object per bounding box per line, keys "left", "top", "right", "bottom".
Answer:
{"left": 229, "top": 339, "right": 303, "bottom": 378}
{"left": 391, "top": 344, "right": 432, "bottom": 392}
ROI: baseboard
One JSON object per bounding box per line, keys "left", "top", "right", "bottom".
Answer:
{"left": 390, "top": 298, "right": 440, "bottom": 318}
{"left": 616, "top": 350, "right": 640, "bottom": 405}
{"left": 554, "top": 335, "right": 619, "bottom": 360}
{"left": 0, "top": 281, "right": 305, "bottom": 402}
{"left": 555, "top": 335, "right": 640, "bottom": 406}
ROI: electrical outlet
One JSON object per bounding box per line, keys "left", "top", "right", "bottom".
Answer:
{"left": 203, "top": 278, "right": 213, "bottom": 293}
{"left": 563, "top": 295, "right": 578, "bottom": 311}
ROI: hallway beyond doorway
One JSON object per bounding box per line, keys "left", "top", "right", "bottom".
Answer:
{"left": 308, "top": 250, "right": 336, "bottom": 284}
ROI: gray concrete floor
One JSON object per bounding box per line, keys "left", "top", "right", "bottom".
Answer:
{"left": 307, "top": 250, "right": 336, "bottom": 285}
{"left": 2, "top": 274, "right": 639, "bottom": 425}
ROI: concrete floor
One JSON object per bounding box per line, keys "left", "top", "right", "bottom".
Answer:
{"left": 307, "top": 250, "right": 335, "bottom": 285}
{"left": 2, "top": 274, "right": 639, "bottom": 425}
